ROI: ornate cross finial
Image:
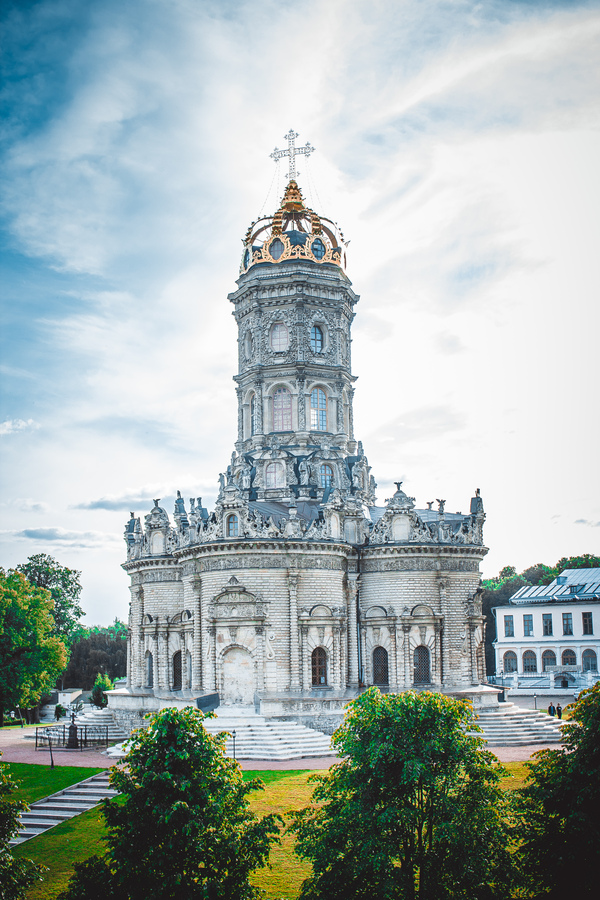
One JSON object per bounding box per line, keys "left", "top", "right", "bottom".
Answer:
{"left": 270, "top": 129, "right": 315, "bottom": 182}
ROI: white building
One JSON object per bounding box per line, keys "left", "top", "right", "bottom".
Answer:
{"left": 493, "top": 568, "right": 600, "bottom": 692}
{"left": 109, "top": 162, "right": 495, "bottom": 736}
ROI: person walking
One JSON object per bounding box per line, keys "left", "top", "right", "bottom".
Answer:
{"left": 556, "top": 703, "right": 563, "bottom": 719}
{"left": 548, "top": 702, "right": 556, "bottom": 716}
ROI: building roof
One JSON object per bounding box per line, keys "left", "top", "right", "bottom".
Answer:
{"left": 509, "top": 568, "right": 600, "bottom": 604}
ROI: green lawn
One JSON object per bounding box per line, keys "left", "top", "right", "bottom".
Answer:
{"left": 10, "top": 760, "right": 530, "bottom": 900}
{"left": 8, "top": 763, "right": 104, "bottom": 805}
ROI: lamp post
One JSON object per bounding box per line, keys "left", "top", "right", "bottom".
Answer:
{"left": 533, "top": 693, "right": 537, "bottom": 710}
{"left": 232, "top": 729, "right": 236, "bottom": 762}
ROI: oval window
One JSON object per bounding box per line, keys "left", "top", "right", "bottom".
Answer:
{"left": 311, "top": 238, "right": 325, "bottom": 260}
{"left": 243, "top": 248, "right": 250, "bottom": 268}
{"left": 270, "top": 238, "right": 284, "bottom": 260}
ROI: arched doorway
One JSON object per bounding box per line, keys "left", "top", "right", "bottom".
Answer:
{"left": 373, "top": 647, "right": 389, "bottom": 685}
{"left": 172, "top": 651, "right": 182, "bottom": 690}
{"left": 414, "top": 645, "right": 431, "bottom": 684}
{"left": 312, "top": 647, "right": 328, "bottom": 686}
{"left": 222, "top": 647, "right": 255, "bottom": 705}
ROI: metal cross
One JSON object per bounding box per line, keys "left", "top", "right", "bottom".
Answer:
{"left": 270, "top": 129, "right": 315, "bottom": 182}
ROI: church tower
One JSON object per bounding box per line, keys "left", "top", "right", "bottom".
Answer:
{"left": 114, "top": 135, "right": 494, "bottom": 736}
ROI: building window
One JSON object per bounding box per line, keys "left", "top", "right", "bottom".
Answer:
{"left": 542, "top": 650, "right": 556, "bottom": 671}
{"left": 250, "top": 395, "right": 256, "bottom": 436}
{"left": 523, "top": 650, "right": 537, "bottom": 673}
{"left": 311, "top": 647, "right": 327, "bottom": 686}
{"left": 265, "top": 462, "right": 285, "bottom": 488}
{"left": 582, "top": 612, "right": 593, "bottom": 635}
{"left": 562, "top": 612, "right": 573, "bottom": 635}
{"left": 172, "top": 651, "right": 182, "bottom": 691}
{"left": 562, "top": 649, "right": 576, "bottom": 667}
{"left": 542, "top": 613, "right": 553, "bottom": 636}
{"left": 145, "top": 652, "right": 154, "bottom": 688}
{"left": 582, "top": 649, "right": 598, "bottom": 672}
{"left": 226, "top": 514, "right": 238, "bottom": 537}
{"left": 269, "top": 238, "right": 284, "bottom": 260}
{"left": 310, "top": 387, "right": 327, "bottom": 431}
{"left": 523, "top": 614, "right": 533, "bottom": 637}
{"left": 503, "top": 651, "right": 517, "bottom": 673}
{"left": 273, "top": 387, "right": 292, "bottom": 431}
{"left": 373, "top": 647, "right": 389, "bottom": 685}
{"left": 270, "top": 323, "right": 289, "bottom": 351}
{"left": 504, "top": 615, "right": 514, "bottom": 637}
{"left": 311, "top": 238, "right": 326, "bottom": 260}
{"left": 414, "top": 645, "right": 431, "bottom": 684}
{"left": 310, "top": 325, "right": 323, "bottom": 352}
{"left": 320, "top": 464, "right": 334, "bottom": 489}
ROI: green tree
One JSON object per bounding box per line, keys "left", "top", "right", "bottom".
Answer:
{"left": 0, "top": 569, "right": 68, "bottom": 727}
{"left": 16, "top": 554, "right": 84, "bottom": 644}
{"left": 517, "top": 682, "right": 600, "bottom": 898}
{"left": 61, "top": 625, "right": 127, "bottom": 690}
{"left": 0, "top": 752, "right": 44, "bottom": 898}
{"left": 90, "top": 673, "right": 113, "bottom": 708}
{"left": 57, "top": 707, "right": 281, "bottom": 900}
{"left": 291, "top": 688, "right": 515, "bottom": 900}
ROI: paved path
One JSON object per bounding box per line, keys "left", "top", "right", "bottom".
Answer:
{"left": 1, "top": 726, "right": 557, "bottom": 768}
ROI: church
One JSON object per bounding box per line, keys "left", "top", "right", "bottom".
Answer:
{"left": 110, "top": 135, "right": 491, "bottom": 735}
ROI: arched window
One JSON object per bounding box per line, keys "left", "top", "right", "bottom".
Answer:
{"left": 311, "top": 647, "right": 328, "bottom": 686}
{"left": 310, "top": 388, "right": 327, "bottom": 431}
{"left": 523, "top": 650, "right": 537, "bottom": 673}
{"left": 273, "top": 387, "right": 292, "bottom": 431}
{"left": 582, "top": 649, "right": 598, "bottom": 672}
{"left": 373, "top": 647, "right": 389, "bottom": 685}
{"left": 503, "top": 651, "right": 517, "bottom": 673}
{"left": 542, "top": 650, "right": 557, "bottom": 671}
{"left": 265, "top": 462, "right": 284, "bottom": 488}
{"left": 414, "top": 645, "right": 430, "bottom": 684}
{"left": 172, "top": 651, "right": 182, "bottom": 691}
{"left": 320, "top": 464, "right": 333, "bottom": 489}
{"left": 226, "top": 514, "right": 238, "bottom": 537}
{"left": 145, "top": 651, "right": 154, "bottom": 688}
{"left": 311, "top": 238, "right": 326, "bottom": 260}
{"left": 270, "top": 323, "right": 289, "bottom": 351}
{"left": 562, "top": 649, "right": 576, "bottom": 667}
{"left": 250, "top": 394, "right": 256, "bottom": 436}
{"left": 310, "top": 325, "right": 323, "bottom": 352}
{"left": 269, "top": 238, "right": 284, "bottom": 260}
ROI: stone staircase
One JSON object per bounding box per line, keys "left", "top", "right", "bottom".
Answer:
{"left": 72, "top": 707, "right": 129, "bottom": 742}
{"left": 106, "top": 706, "right": 333, "bottom": 761}
{"left": 10, "top": 772, "right": 117, "bottom": 846}
{"left": 473, "top": 703, "right": 565, "bottom": 746}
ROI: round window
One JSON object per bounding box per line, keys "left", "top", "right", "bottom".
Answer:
{"left": 270, "top": 238, "right": 284, "bottom": 260}
{"left": 311, "top": 238, "right": 325, "bottom": 260}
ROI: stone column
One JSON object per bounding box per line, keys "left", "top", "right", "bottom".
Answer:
{"left": 236, "top": 387, "right": 243, "bottom": 442}
{"left": 151, "top": 630, "right": 159, "bottom": 689}
{"left": 335, "top": 380, "right": 344, "bottom": 433}
{"left": 287, "top": 570, "right": 301, "bottom": 691}
{"left": 255, "top": 380, "right": 264, "bottom": 434}
{"left": 360, "top": 625, "right": 368, "bottom": 685}
{"left": 255, "top": 626, "right": 265, "bottom": 693}
{"left": 346, "top": 575, "right": 359, "bottom": 686}
{"left": 157, "top": 629, "right": 168, "bottom": 691}
{"left": 388, "top": 625, "right": 397, "bottom": 691}
{"left": 333, "top": 626, "right": 341, "bottom": 689}
{"left": 301, "top": 626, "right": 310, "bottom": 690}
{"left": 435, "top": 622, "right": 444, "bottom": 687}
{"left": 192, "top": 577, "right": 203, "bottom": 692}
{"left": 297, "top": 377, "right": 306, "bottom": 431}
{"left": 402, "top": 624, "right": 412, "bottom": 689}
{"left": 348, "top": 387, "right": 355, "bottom": 440}
{"left": 132, "top": 588, "right": 144, "bottom": 690}
{"left": 207, "top": 626, "right": 217, "bottom": 692}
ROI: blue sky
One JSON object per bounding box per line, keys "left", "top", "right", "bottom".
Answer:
{"left": 1, "top": 0, "right": 599, "bottom": 624}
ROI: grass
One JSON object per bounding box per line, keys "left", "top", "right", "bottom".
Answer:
{"left": 10, "top": 759, "right": 535, "bottom": 899}
{"left": 8, "top": 763, "right": 104, "bottom": 805}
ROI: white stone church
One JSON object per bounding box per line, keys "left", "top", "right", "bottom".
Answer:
{"left": 109, "top": 147, "right": 491, "bottom": 735}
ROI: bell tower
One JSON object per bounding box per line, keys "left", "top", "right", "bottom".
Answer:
{"left": 228, "top": 176, "right": 374, "bottom": 504}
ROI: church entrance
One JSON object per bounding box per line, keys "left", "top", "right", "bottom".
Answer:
{"left": 221, "top": 647, "right": 255, "bottom": 705}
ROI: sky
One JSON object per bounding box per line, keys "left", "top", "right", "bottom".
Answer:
{"left": 1, "top": 0, "right": 599, "bottom": 626}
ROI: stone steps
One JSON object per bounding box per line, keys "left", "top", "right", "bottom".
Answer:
{"left": 473, "top": 703, "right": 565, "bottom": 746}
{"left": 10, "top": 772, "right": 116, "bottom": 846}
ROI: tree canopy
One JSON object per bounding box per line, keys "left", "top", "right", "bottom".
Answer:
{"left": 57, "top": 706, "right": 281, "bottom": 900}
{"left": 0, "top": 753, "right": 44, "bottom": 898}
{"left": 61, "top": 630, "right": 127, "bottom": 690}
{"left": 291, "top": 688, "right": 515, "bottom": 900}
{"left": 0, "top": 569, "right": 68, "bottom": 727}
{"left": 16, "top": 554, "right": 84, "bottom": 645}
{"left": 517, "top": 682, "right": 600, "bottom": 898}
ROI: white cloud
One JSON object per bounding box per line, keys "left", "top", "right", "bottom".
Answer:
{"left": 0, "top": 419, "right": 39, "bottom": 436}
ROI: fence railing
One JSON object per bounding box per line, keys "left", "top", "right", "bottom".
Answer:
{"left": 35, "top": 724, "right": 109, "bottom": 751}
